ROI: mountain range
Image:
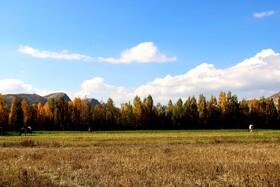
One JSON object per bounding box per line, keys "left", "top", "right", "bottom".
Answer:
{"left": 2, "top": 91, "right": 280, "bottom": 108}
{"left": 2, "top": 92, "right": 100, "bottom": 107}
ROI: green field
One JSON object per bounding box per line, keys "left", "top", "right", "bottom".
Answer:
{"left": 1, "top": 129, "right": 280, "bottom": 147}
{"left": 1, "top": 130, "right": 280, "bottom": 186}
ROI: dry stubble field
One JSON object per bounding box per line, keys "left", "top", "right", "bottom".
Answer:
{"left": 1, "top": 130, "right": 280, "bottom": 186}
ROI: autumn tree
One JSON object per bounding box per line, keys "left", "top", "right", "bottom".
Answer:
{"left": 218, "top": 91, "right": 227, "bottom": 128}
{"left": 54, "top": 97, "right": 70, "bottom": 130}
{"left": 0, "top": 94, "right": 8, "bottom": 130}
{"left": 43, "top": 99, "right": 55, "bottom": 130}
{"left": 119, "top": 102, "right": 134, "bottom": 129}
{"left": 9, "top": 97, "right": 23, "bottom": 130}
{"left": 133, "top": 96, "right": 143, "bottom": 129}
{"left": 36, "top": 102, "right": 46, "bottom": 130}
{"left": 249, "top": 98, "right": 259, "bottom": 127}
{"left": 70, "top": 98, "right": 87, "bottom": 130}
{"left": 81, "top": 99, "right": 93, "bottom": 130}
{"left": 277, "top": 97, "right": 280, "bottom": 112}
{"left": 105, "top": 98, "right": 117, "bottom": 129}
{"left": 21, "top": 99, "right": 32, "bottom": 128}
{"left": 93, "top": 104, "right": 106, "bottom": 130}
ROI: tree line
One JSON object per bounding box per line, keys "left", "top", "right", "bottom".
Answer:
{"left": 0, "top": 91, "right": 280, "bottom": 131}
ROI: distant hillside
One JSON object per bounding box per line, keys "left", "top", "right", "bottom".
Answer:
{"left": 268, "top": 91, "right": 280, "bottom": 106}
{"left": 3, "top": 92, "right": 72, "bottom": 107}
{"left": 43, "top": 92, "right": 71, "bottom": 102}
{"left": 3, "top": 93, "right": 47, "bottom": 107}
{"left": 2, "top": 92, "right": 102, "bottom": 108}
{"left": 86, "top": 98, "right": 100, "bottom": 107}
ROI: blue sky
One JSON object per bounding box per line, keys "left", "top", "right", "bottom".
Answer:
{"left": 0, "top": 1, "right": 280, "bottom": 106}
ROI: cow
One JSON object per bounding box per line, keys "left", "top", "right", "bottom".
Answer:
{"left": 248, "top": 124, "right": 254, "bottom": 132}
{"left": 19, "top": 126, "right": 33, "bottom": 136}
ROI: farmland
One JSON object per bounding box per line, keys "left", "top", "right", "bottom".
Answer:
{"left": 1, "top": 130, "right": 280, "bottom": 186}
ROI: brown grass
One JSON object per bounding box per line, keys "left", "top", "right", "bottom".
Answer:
{"left": 1, "top": 141, "right": 280, "bottom": 186}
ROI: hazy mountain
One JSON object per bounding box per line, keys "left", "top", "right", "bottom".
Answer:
{"left": 3, "top": 93, "right": 47, "bottom": 107}
{"left": 268, "top": 91, "right": 280, "bottom": 106}
{"left": 86, "top": 98, "right": 100, "bottom": 107}
{"left": 3, "top": 92, "right": 71, "bottom": 107}
{"left": 2, "top": 92, "right": 102, "bottom": 108}
{"left": 43, "top": 92, "right": 71, "bottom": 102}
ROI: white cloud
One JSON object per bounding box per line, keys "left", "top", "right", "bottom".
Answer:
{"left": 18, "top": 42, "right": 176, "bottom": 63}
{"left": 18, "top": 45, "right": 93, "bottom": 61}
{"left": 97, "top": 42, "right": 177, "bottom": 63}
{"left": 0, "top": 79, "right": 35, "bottom": 94}
{"left": 0, "top": 79, "right": 61, "bottom": 97}
{"left": 77, "top": 48, "right": 280, "bottom": 106}
{"left": 4, "top": 49, "right": 280, "bottom": 106}
{"left": 253, "top": 10, "right": 275, "bottom": 18}
{"left": 75, "top": 77, "right": 132, "bottom": 104}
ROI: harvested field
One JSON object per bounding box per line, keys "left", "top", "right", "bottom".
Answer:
{"left": 1, "top": 130, "right": 280, "bottom": 186}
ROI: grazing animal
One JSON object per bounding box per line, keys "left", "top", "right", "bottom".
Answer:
{"left": 88, "top": 126, "right": 92, "bottom": 133}
{"left": 249, "top": 124, "right": 254, "bottom": 132}
{"left": 19, "top": 126, "right": 33, "bottom": 136}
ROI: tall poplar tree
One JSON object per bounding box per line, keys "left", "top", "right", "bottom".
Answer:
{"left": 0, "top": 94, "right": 8, "bottom": 130}
{"left": 218, "top": 91, "right": 227, "bottom": 128}
{"left": 9, "top": 97, "right": 23, "bottom": 130}
{"left": 21, "top": 99, "right": 31, "bottom": 128}
{"left": 174, "top": 98, "right": 184, "bottom": 129}
{"left": 197, "top": 94, "right": 207, "bottom": 128}
{"left": 133, "top": 96, "right": 143, "bottom": 129}
{"left": 206, "top": 96, "right": 220, "bottom": 129}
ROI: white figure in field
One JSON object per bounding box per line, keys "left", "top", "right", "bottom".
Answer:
{"left": 249, "top": 124, "right": 254, "bottom": 132}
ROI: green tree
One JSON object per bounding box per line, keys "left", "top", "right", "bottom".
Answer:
{"left": 183, "top": 96, "right": 198, "bottom": 129}
{"left": 265, "top": 98, "right": 278, "bottom": 129}
{"left": 239, "top": 99, "right": 250, "bottom": 129}
{"left": 174, "top": 98, "right": 184, "bottom": 129}
{"left": 226, "top": 92, "right": 239, "bottom": 129}
{"left": 105, "top": 98, "right": 117, "bottom": 129}
{"left": 154, "top": 102, "right": 165, "bottom": 129}
{"left": 206, "top": 96, "right": 220, "bottom": 129}
{"left": 258, "top": 97, "right": 267, "bottom": 128}
{"left": 142, "top": 95, "right": 155, "bottom": 129}
{"left": 166, "top": 100, "right": 175, "bottom": 129}
{"left": 197, "top": 94, "right": 207, "bottom": 128}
